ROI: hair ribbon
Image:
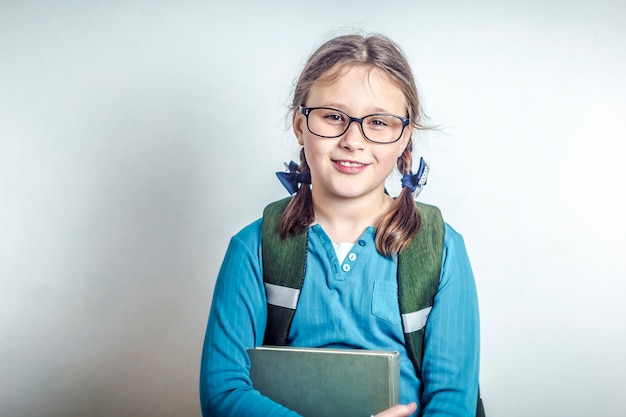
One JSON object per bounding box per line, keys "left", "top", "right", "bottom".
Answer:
{"left": 276, "top": 161, "right": 311, "bottom": 195}
{"left": 401, "top": 157, "right": 429, "bottom": 197}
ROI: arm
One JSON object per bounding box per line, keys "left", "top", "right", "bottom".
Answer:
{"left": 420, "top": 225, "right": 480, "bottom": 417}
{"left": 199, "top": 222, "right": 302, "bottom": 417}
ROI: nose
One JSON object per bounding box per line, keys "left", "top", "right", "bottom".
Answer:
{"left": 339, "top": 120, "right": 367, "bottom": 150}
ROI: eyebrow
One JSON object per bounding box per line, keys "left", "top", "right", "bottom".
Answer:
{"left": 318, "top": 103, "right": 399, "bottom": 115}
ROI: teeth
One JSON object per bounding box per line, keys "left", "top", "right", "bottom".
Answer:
{"left": 338, "top": 161, "right": 363, "bottom": 167}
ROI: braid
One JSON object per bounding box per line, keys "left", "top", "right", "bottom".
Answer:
{"left": 374, "top": 142, "right": 421, "bottom": 256}
{"left": 278, "top": 149, "right": 314, "bottom": 238}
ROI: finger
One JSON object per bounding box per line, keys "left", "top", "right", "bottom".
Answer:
{"left": 374, "top": 402, "right": 417, "bottom": 417}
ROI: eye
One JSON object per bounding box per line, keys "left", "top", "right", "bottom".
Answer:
{"left": 370, "top": 118, "right": 388, "bottom": 126}
{"left": 366, "top": 116, "right": 392, "bottom": 130}
{"left": 320, "top": 110, "right": 346, "bottom": 124}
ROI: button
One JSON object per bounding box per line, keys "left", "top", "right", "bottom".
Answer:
{"left": 348, "top": 253, "right": 357, "bottom": 261}
{"left": 358, "top": 240, "right": 366, "bottom": 246}
{"left": 342, "top": 264, "right": 351, "bottom": 272}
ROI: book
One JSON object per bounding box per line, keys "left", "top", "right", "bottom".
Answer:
{"left": 248, "top": 345, "right": 400, "bottom": 417}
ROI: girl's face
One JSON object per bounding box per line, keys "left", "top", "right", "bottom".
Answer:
{"left": 293, "top": 64, "right": 412, "bottom": 205}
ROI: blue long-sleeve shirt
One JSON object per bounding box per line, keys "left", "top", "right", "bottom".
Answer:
{"left": 200, "top": 218, "right": 480, "bottom": 417}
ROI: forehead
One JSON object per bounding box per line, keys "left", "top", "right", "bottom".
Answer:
{"left": 307, "top": 64, "right": 407, "bottom": 112}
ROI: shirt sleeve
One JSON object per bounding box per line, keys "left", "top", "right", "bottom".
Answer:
{"left": 420, "top": 224, "right": 480, "bottom": 417}
{"left": 199, "top": 221, "right": 302, "bottom": 417}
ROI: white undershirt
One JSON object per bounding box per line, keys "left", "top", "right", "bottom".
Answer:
{"left": 332, "top": 242, "right": 355, "bottom": 264}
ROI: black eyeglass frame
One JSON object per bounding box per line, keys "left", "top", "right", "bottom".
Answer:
{"left": 298, "top": 106, "right": 411, "bottom": 144}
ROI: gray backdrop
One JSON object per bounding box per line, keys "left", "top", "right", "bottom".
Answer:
{"left": 1, "top": 1, "right": 625, "bottom": 416}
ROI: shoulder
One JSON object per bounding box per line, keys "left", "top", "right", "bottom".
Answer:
{"left": 440, "top": 221, "right": 474, "bottom": 287}
{"left": 229, "top": 217, "right": 263, "bottom": 255}
{"left": 441, "top": 221, "right": 471, "bottom": 264}
{"left": 443, "top": 222, "right": 465, "bottom": 247}
{"left": 228, "top": 196, "right": 292, "bottom": 254}
{"left": 434, "top": 210, "right": 473, "bottom": 280}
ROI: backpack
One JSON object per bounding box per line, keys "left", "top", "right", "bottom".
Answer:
{"left": 260, "top": 196, "right": 484, "bottom": 417}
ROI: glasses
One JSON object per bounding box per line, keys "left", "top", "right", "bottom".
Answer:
{"left": 299, "top": 106, "right": 410, "bottom": 144}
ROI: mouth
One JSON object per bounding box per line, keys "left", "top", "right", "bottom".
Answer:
{"left": 332, "top": 159, "right": 369, "bottom": 173}
{"left": 334, "top": 160, "right": 368, "bottom": 168}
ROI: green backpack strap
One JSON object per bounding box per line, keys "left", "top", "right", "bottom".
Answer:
{"left": 261, "top": 197, "right": 307, "bottom": 345}
{"left": 399, "top": 203, "right": 485, "bottom": 417}
{"left": 397, "top": 202, "right": 445, "bottom": 376}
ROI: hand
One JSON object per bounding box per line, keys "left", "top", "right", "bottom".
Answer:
{"left": 374, "top": 402, "right": 417, "bottom": 417}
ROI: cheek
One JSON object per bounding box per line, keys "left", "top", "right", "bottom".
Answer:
{"left": 301, "top": 138, "right": 321, "bottom": 166}
{"left": 388, "top": 153, "right": 401, "bottom": 170}
{"left": 376, "top": 149, "right": 400, "bottom": 173}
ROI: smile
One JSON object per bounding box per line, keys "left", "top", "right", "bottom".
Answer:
{"left": 332, "top": 159, "right": 369, "bottom": 174}
{"left": 335, "top": 160, "right": 367, "bottom": 167}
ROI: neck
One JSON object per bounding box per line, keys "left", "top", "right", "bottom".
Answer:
{"left": 311, "top": 190, "right": 393, "bottom": 243}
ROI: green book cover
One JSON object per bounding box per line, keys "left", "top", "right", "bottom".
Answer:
{"left": 248, "top": 346, "right": 400, "bottom": 417}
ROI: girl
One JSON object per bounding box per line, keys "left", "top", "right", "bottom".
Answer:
{"left": 200, "top": 33, "right": 480, "bottom": 417}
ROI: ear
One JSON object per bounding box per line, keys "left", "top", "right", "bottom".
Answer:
{"left": 293, "top": 112, "right": 305, "bottom": 146}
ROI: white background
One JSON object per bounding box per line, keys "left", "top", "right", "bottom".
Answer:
{"left": 1, "top": 1, "right": 625, "bottom": 416}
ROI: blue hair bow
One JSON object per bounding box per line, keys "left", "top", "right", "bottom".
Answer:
{"left": 401, "top": 157, "right": 430, "bottom": 196}
{"left": 276, "top": 161, "right": 311, "bottom": 195}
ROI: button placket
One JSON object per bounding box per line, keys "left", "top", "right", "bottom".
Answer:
{"left": 338, "top": 236, "right": 367, "bottom": 277}
{"left": 342, "top": 251, "right": 358, "bottom": 273}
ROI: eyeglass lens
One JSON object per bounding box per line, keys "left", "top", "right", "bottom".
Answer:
{"left": 306, "top": 108, "right": 405, "bottom": 143}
